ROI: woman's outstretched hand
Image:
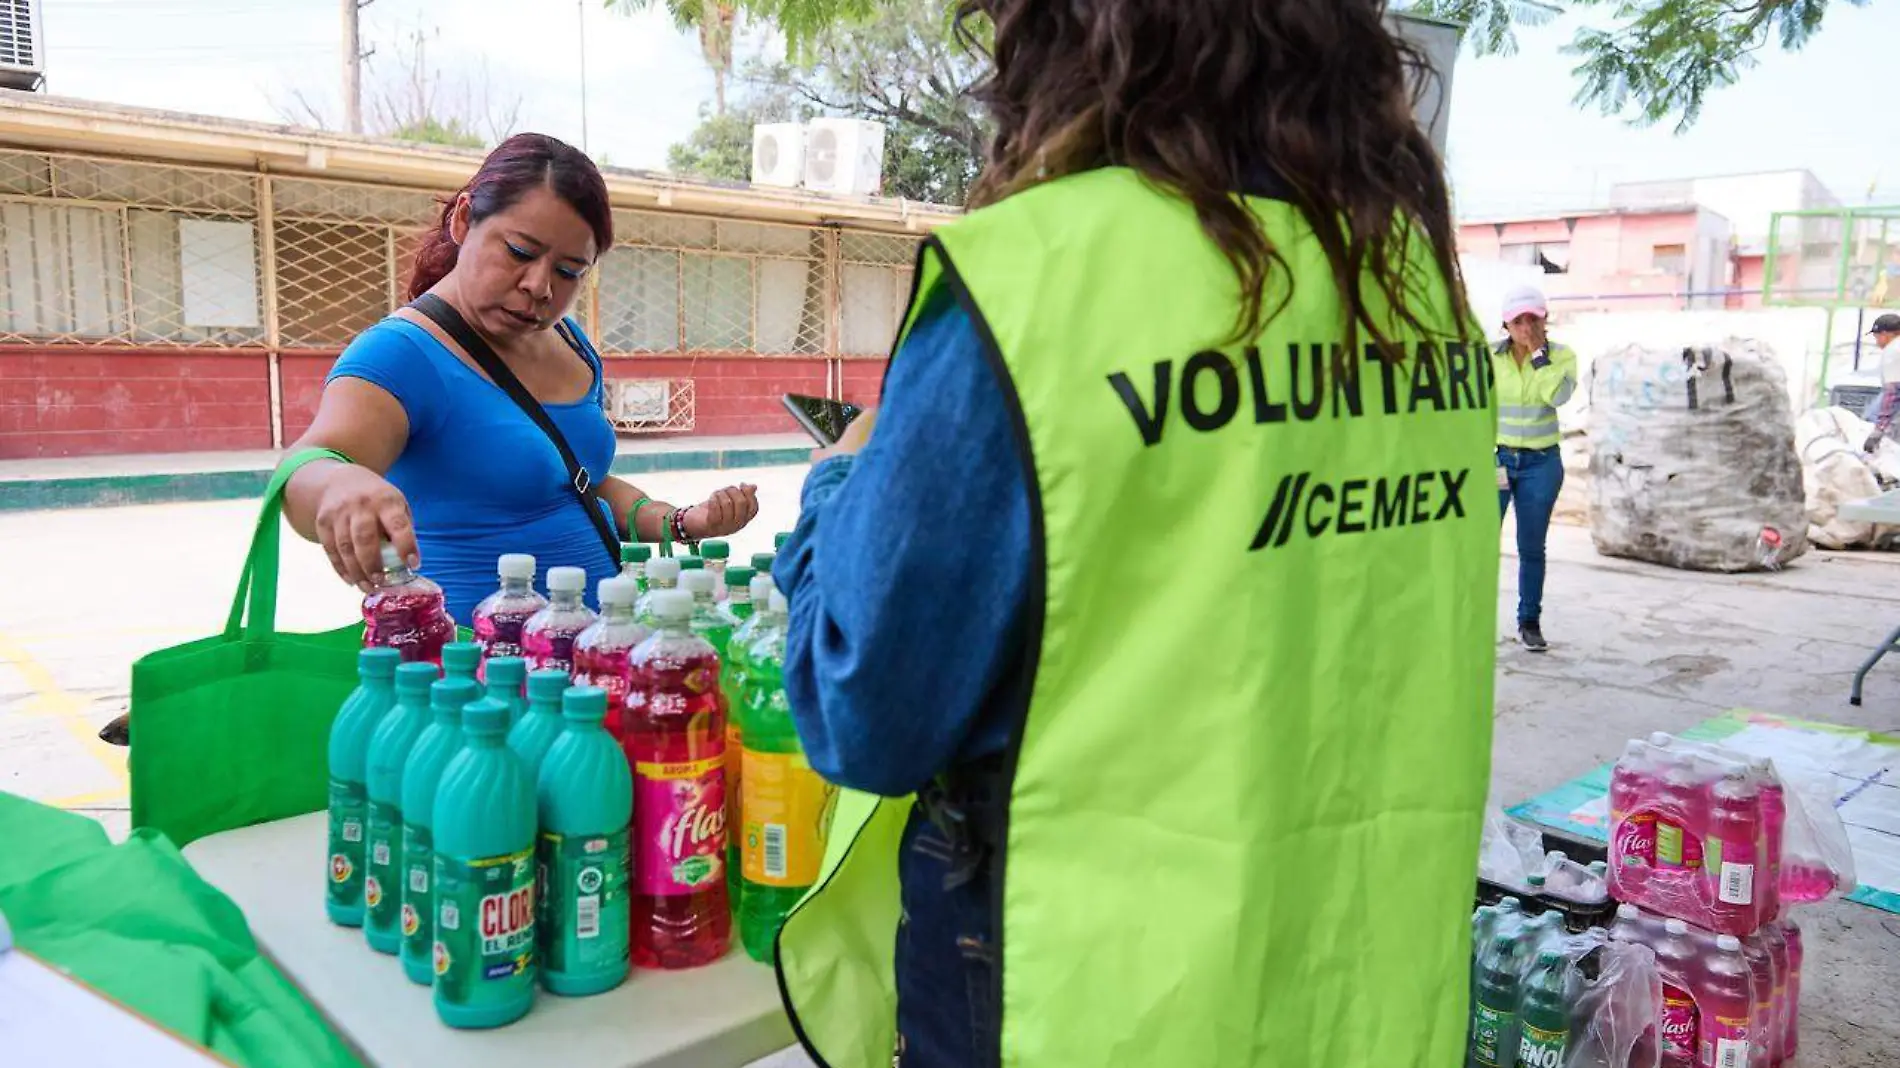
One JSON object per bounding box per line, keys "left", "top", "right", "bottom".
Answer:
{"left": 684, "top": 484, "right": 761, "bottom": 540}
{"left": 313, "top": 465, "right": 420, "bottom": 592}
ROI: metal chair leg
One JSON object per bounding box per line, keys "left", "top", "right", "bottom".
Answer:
{"left": 1850, "top": 623, "right": 1900, "bottom": 707}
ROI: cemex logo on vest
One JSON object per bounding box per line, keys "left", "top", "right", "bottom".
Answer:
{"left": 1108, "top": 341, "right": 1490, "bottom": 550}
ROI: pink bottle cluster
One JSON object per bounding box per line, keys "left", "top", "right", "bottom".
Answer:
{"left": 1608, "top": 734, "right": 1836, "bottom": 936}
{"left": 1611, "top": 905, "right": 1804, "bottom": 1068}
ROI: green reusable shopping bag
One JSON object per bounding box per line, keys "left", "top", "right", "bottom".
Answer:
{"left": 129, "top": 448, "right": 367, "bottom": 849}
{"left": 0, "top": 791, "right": 364, "bottom": 1068}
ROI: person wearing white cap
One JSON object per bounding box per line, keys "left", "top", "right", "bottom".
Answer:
{"left": 1862, "top": 313, "right": 1900, "bottom": 453}
{"left": 1492, "top": 284, "right": 1577, "bottom": 651}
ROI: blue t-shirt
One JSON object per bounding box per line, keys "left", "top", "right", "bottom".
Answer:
{"left": 328, "top": 317, "right": 619, "bottom": 625}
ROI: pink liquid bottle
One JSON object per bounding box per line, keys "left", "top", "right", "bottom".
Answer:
{"left": 523, "top": 566, "right": 596, "bottom": 676}
{"left": 624, "top": 588, "right": 731, "bottom": 969}
{"left": 1748, "top": 759, "right": 1785, "bottom": 922}
{"left": 1707, "top": 769, "right": 1765, "bottom": 935}
{"left": 362, "top": 543, "right": 456, "bottom": 665}
{"left": 1655, "top": 753, "right": 1708, "bottom": 883}
{"left": 1611, "top": 739, "right": 1660, "bottom": 896}
{"left": 472, "top": 553, "right": 547, "bottom": 667}
{"left": 1700, "top": 935, "right": 1755, "bottom": 1068}
{"left": 1781, "top": 921, "right": 1803, "bottom": 1062}
{"left": 1739, "top": 933, "right": 1776, "bottom": 1068}
{"left": 573, "top": 575, "right": 649, "bottom": 743}
{"left": 1655, "top": 919, "right": 1702, "bottom": 1068}
{"left": 1759, "top": 922, "right": 1791, "bottom": 1066}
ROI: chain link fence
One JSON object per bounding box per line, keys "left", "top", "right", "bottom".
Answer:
{"left": 0, "top": 147, "right": 926, "bottom": 437}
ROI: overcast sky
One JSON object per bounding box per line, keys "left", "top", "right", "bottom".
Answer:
{"left": 33, "top": 0, "right": 1900, "bottom": 215}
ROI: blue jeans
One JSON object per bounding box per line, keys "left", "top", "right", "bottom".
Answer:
{"left": 894, "top": 799, "right": 1000, "bottom": 1068}
{"left": 1498, "top": 445, "right": 1564, "bottom": 626}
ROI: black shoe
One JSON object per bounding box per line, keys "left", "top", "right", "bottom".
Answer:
{"left": 1519, "top": 623, "right": 1548, "bottom": 652}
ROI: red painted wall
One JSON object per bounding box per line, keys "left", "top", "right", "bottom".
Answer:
{"left": 838, "top": 359, "right": 888, "bottom": 407}
{"left": 0, "top": 347, "right": 895, "bottom": 459}
{"left": 610, "top": 355, "right": 831, "bottom": 437}
{"left": 0, "top": 348, "right": 272, "bottom": 459}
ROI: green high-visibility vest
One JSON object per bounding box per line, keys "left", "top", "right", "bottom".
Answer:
{"left": 1492, "top": 341, "right": 1578, "bottom": 450}
{"left": 775, "top": 169, "right": 1500, "bottom": 1068}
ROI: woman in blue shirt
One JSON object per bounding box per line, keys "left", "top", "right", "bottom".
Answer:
{"left": 279, "top": 134, "right": 758, "bottom": 621}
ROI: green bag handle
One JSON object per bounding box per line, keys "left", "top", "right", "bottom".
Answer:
{"left": 223, "top": 448, "right": 354, "bottom": 641}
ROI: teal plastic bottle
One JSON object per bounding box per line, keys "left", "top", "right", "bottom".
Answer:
{"left": 399, "top": 677, "right": 478, "bottom": 986}
{"left": 536, "top": 687, "right": 634, "bottom": 996}
{"left": 442, "top": 641, "right": 482, "bottom": 684}
{"left": 431, "top": 697, "right": 537, "bottom": 1030}
{"left": 739, "top": 589, "right": 829, "bottom": 962}
{"left": 364, "top": 661, "right": 439, "bottom": 954}
{"left": 326, "top": 647, "right": 401, "bottom": 927}
{"left": 484, "top": 656, "right": 529, "bottom": 729}
{"left": 507, "top": 669, "right": 569, "bottom": 784}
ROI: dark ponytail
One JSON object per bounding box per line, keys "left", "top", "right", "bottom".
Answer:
{"left": 405, "top": 133, "right": 615, "bottom": 301}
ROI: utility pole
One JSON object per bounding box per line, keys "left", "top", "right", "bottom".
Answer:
{"left": 342, "top": 0, "right": 374, "bottom": 134}
{"left": 578, "top": 0, "right": 591, "bottom": 153}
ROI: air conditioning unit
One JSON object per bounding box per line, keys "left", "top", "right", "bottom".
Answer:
{"left": 608, "top": 379, "right": 671, "bottom": 425}
{"left": 803, "top": 119, "right": 885, "bottom": 197}
{"left": 0, "top": 0, "right": 44, "bottom": 92}
{"left": 751, "top": 123, "right": 806, "bottom": 188}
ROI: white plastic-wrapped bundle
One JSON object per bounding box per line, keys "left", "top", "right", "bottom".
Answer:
{"left": 1795, "top": 406, "right": 1900, "bottom": 550}
{"left": 1589, "top": 340, "right": 1809, "bottom": 571}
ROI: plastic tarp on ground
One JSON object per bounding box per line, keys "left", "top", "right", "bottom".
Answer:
{"left": 1795, "top": 406, "right": 1900, "bottom": 550}
{"left": 1589, "top": 339, "right": 1810, "bottom": 572}
{"left": 0, "top": 792, "right": 360, "bottom": 1068}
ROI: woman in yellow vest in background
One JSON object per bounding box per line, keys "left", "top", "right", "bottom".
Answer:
{"left": 1492, "top": 285, "right": 1578, "bottom": 652}
{"left": 770, "top": 2, "right": 1501, "bottom": 1066}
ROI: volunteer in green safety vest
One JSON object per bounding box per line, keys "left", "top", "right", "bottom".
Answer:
{"left": 770, "top": 3, "right": 1501, "bottom": 1066}
{"left": 1492, "top": 285, "right": 1578, "bottom": 652}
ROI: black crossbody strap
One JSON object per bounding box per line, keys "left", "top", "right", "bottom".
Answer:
{"left": 408, "top": 293, "right": 621, "bottom": 569}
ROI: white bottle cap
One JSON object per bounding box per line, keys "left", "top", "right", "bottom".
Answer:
{"left": 651, "top": 588, "right": 692, "bottom": 622}
{"left": 646, "top": 557, "right": 681, "bottom": 584}
{"left": 599, "top": 575, "right": 637, "bottom": 607}
{"left": 1649, "top": 732, "right": 1674, "bottom": 747}
{"left": 1664, "top": 919, "right": 1689, "bottom": 935}
{"left": 680, "top": 569, "right": 717, "bottom": 597}
{"left": 498, "top": 553, "right": 536, "bottom": 581}
{"left": 1616, "top": 904, "right": 1641, "bottom": 921}
{"left": 547, "top": 566, "right": 587, "bottom": 593}
{"left": 379, "top": 542, "right": 403, "bottom": 573}
{"left": 749, "top": 574, "right": 775, "bottom": 605}
{"left": 770, "top": 589, "right": 788, "bottom": 614}
{"left": 1716, "top": 934, "right": 1742, "bottom": 951}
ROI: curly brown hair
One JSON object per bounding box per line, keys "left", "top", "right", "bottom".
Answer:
{"left": 956, "top": 0, "right": 1468, "bottom": 354}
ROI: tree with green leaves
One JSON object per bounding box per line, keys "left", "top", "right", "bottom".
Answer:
{"left": 606, "top": 0, "right": 742, "bottom": 116}
{"left": 1405, "top": 0, "right": 1866, "bottom": 130}
{"left": 668, "top": 0, "right": 988, "bottom": 204}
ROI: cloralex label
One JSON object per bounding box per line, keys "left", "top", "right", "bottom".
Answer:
{"left": 1468, "top": 999, "right": 1512, "bottom": 1067}
{"left": 364, "top": 800, "right": 402, "bottom": 931}
{"left": 327, "top": 777, "right": 366, "bottom": 910}
{"left": 401, "top": 824, "right": 434, "bottom": 958}
{"left": 540, "top": 829, "right": 630, "bottom": 975}
{"left": 433, "top": 848, "right": 536, "bottom": 1008}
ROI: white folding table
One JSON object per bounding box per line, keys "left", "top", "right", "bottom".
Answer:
{"left": 183, "top": 814, "right": 800, "bottom": 1068}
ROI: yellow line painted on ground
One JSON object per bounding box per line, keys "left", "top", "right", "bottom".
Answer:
{"left": 0, "top": 632, "right": 129, "bottom": 789}
{"left": 46, "top": 787, "right": 129, "bottom": 808}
